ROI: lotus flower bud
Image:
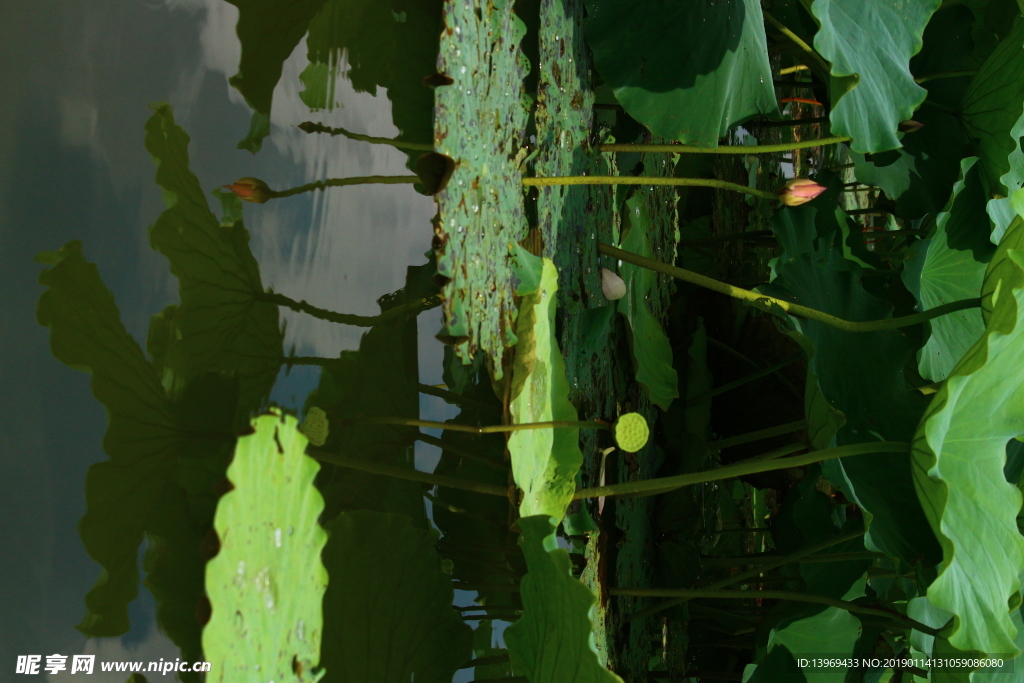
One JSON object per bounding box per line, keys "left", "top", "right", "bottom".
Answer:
{"left": 777, "top": 178, "right": 826, "bottom": 207}
{"left": 601, "top": 268, "right": 626, "bottom": 300}
{"left": 222, "top": 177, "right": 273, "bottom": 204}
{"left": 898, "top": 119, "right": 924, "bottom": 134}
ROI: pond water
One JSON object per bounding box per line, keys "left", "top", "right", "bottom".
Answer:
{"left": 2, "top": 0, "right": 463, "bottom": 678}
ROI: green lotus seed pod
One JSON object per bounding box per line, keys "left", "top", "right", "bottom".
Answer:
{"left": 614, "top": 412, "right": 649, "bottom": 452}
{"left": 298, "top": 406, "right": 329, "bottom": 447}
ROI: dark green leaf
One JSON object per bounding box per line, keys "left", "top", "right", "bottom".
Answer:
{"left": 583, "top": 0, "right": 779, "bottom": 146}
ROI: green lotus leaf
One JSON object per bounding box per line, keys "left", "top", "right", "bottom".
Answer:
{"left": 902, "top": 157, "right": 992, "bottom": 381}
{"left": 910, "top": 190, "right": 1024, "bottom": 656}
{"left": 583, "top": 0, "right": 779, "bottom": 147}
{"left": 509, "top": 257, "right": 583, "bottom": 523}
{"left": 202, "top": 410, "right": 328, "bottom": 682}
{"left": 223, "top": 0, "right": 327, "bottom": 152}
{"left": 849, "top": 4, "right": 975, "bottom": 219}
{"left": 811, "top": 0, "right": 941, "bottom": 153}
{"left": 617, "top": 194, "right": 678, "bottom": 411}
{"left": 962, "top": 17, "right": 1024, "bottom": 236}
{"left": 319, "top": 510, "right": 473, "bottom": 683}
{"left": 749, "top": 607, "right": 863, "bottom": 683}
{"left": 760, "top": 231, "right": 939, "bottom": 564}
{"left": 145, "top": 104, "right": 283, "bottom": 419}
{"left": 433, "top": 0, "right": 529, "bottom": 372}
{"left": 505, "top": 516, "right": 624, "bottom": 683}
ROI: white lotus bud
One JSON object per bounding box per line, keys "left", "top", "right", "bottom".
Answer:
{"left": 601, "top": 268, "right": 626, "bottom": 300}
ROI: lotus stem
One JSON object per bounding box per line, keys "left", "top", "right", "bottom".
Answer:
{"left": 298, "top": 122, "right": 434, "bottom": 151}
{"left": 687, "top": 356, "right": 800, "bottom": 406}
{"left": 680, "top": 230, "right": 775, "bottom": 247}
{"left": 272, "top": 175, "right": 419, "bottom": 198}
{"left": 751, "top": 116, "right": 829, "bottom": 128}
{"left": 522, "top": 175, "right": 777, "bottom": 200}
{"left": 700, "top": 550, "right": 886, "bottom": 567}
{"left": 256, "top": 291, "right": 440, "bottom": 327}
{"left": 915, "top": 70, "right": 977, "bottom": 84}
{"left": 596, "top": 136, "right": 850, "bottom": 155}
{"left": 598, "top": 242, "right": 982, "bottom": 332}
{"left": 762, "top": 10, "right": 832, "bottom": 77}
{"left": 340, "top": 416, "right": 610, "bottom": 435}
{"left": 779, "top": 65, "right": 810, "bottom": 75}
{"left": 708, "top": 420, "right": 807, "bottom": 451}
{"left": 629, "top": 528, "right": 868, "bottom": 620}
{"left": 308, "top": 448, "right": 509, "bottom": 497}
{"left": 573, "top": 441, "right": 907, "bottom": 500}
{"left": 613, "top": 587, "right": 939, "bottom": 635}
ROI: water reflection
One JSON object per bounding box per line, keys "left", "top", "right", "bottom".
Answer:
{"left": 3, "top": 0, "right": 454, "bottom": 679}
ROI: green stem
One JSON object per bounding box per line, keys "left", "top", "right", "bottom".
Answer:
{"left": 573, "top": 441, "right": 906, "bottom": 500}
{"left": 700, "top": 550, "right": 886, "bottom": 567}
{"left": 847, "top": 208, "right": 891, "bottom": 216}
{"left": 308, "top": 448, "right": 509, "bottom": 497}
{"left": 597, "top": 136, "right": 850, "bottom": 155}
{"left": 774, "top": 80, "right": 816, "bottom": 89}
{"left": 271, "top": 175, "right": 419, "bottom": 198}
{"left": 629, "top": 528, "right": 867, "bottom": 621}
{"left": 708, "top": 420, "right": 807, "bottom": 451}
{"left": 613, "top": 587, "right": 938, "bottom": 635}
{"left": 342, "top": 416, "right": 609, "bottom": 435}
{"left": 522, "top": 176, "right": 777, "bottom": 201}
{"left": 599, "top": 242, "right": 981, "bottom": 332}
{"left": 687, "top": 356, "right": 800, "bottom": 406}
{"left": 417, "top": 383, "right": 493, "bottom": 411}
{"left": 915, "top": 70, "right": 977, "bottom": 84}
{"left": 750, "top": 442, "right": 810, "bottom": 461}
{"left": 706, "top": 336, "right": 802, "bottom": 400}
{"left": 751, "top": 116, "right": 830, "bottom": 128}
{"left": 416, "top": 432, "right": 507, "bottom": 472}
{"left": 679, "top": 230, "right": 775, "bottom": 247}
{"left": 922, "top": 99, "right": 959, "bottom": 115}
{"left": 256, "top": 291, "right": 440, "bottom": 327}
{"left": 762, "top": 10, "right": 832, "bottom": 78}
{"left": 297, "top": 122, "right": 435, "bottom": 151}
{"left": 458, "top": 654, "right": 512, "bottom": 670}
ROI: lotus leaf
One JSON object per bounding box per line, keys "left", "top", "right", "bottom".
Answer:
{"left": 509, "top": 257, "right": 583, "bottom": 523}
{"left": 583, "top": 0, "right": 779, "bottom": 147}
{"left": 902, "top": 157, "right": 991, "bottom": 381}
{"left": 505, "top": 516, "right": 624, "bottom": 683}
{"left": 811, "top": 0, "right": 941, "bottom": 153}
{"left": 202, "top": 410, "right": 327, "bottom": 682}
{"left": 319, "top": 510, "right": 473, "bottom": 682}
{"left": 910, "top": 191, "right": 1024, "bottom": 656}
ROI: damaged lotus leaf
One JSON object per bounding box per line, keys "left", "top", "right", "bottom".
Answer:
{"left": 509, "top": 256, "right": 584, "bottom": 524}
{"left": 433, "top": 0, "right": 530, "bottom": 375}
{"left": 202, "top": 410, "right": 328, "bottom": 682}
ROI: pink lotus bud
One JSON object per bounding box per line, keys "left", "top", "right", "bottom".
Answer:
{"left": 222, "top": 177, "right": 273, "bottom": 204}
{"left": 601, "top": 268, "right": 626, "bottom": 300}
{"left": 777, "top": 178, "right": 826, "bottom": 207}
{"left": 898, "top": 120, "right": 924, "bottom": 134}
